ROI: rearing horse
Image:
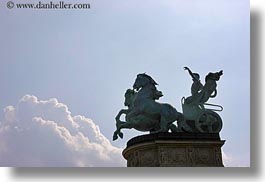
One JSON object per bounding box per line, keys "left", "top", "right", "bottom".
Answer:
{"left": 113, "top": 73, "right": 183, "bottom": 140}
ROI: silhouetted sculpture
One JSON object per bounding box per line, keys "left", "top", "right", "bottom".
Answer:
{"left": 184, "top": 67, "right": 203, "bottom": 97}
{"left": 113, "top": 68, "right": 223, "bottom": 141}
{"left": 180, "top": 67, "right": 223, "bottom": 133}
{"left": 113, "top": 73, "right": 183, "bottom": 140}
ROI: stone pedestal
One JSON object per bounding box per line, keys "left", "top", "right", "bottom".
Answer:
{"left": 122, "top": 132, "right": 225, "bottom": 167}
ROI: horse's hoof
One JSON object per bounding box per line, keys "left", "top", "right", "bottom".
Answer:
{"left": 118, "top": 132, "right": 123, "bottom": 139}
{"left": 113, "top": 135, "right": 118, "bottom": 141}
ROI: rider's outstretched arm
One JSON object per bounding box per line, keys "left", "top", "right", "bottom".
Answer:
{"left": 184, "top": 67, "right": 198, "bottom": 81}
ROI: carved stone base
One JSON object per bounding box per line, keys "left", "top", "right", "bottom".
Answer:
{"left": 122, "top": 133, "right": 225, "bottom": 167}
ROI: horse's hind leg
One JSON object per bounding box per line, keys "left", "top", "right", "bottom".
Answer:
{"left": 155, "top": 117, "right": 169, "bottom": 133}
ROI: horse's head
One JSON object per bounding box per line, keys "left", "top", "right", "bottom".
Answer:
{"left": 124, "top": 89, "right": 136, "bottom": 108}
{"left": 205, "top": 70, "right": 223, "bottom": 82}
{"left": 133, "top": 73, "right": 158, "bottom": 91}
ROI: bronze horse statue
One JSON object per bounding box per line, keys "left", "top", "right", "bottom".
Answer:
{"left": 113, "top": 70, "right": 223, "bottom": 140}
{"left": 113, "top": 73, "right": 183, "bottom": 141}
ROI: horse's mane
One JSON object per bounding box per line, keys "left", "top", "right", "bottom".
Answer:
{"left": 138, "top": 73, "right": 158, "bottom": 85}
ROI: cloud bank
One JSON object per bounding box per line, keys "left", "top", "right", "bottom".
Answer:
{"left": 0, "top": 95, "right": 125, "bottom": 167}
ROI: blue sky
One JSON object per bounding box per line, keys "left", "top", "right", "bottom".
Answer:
{"left": 0, "top": 0, "right": 249, "bottom": 166}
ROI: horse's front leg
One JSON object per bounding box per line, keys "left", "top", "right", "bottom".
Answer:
{"left": 115, "top": 109, "right": 129, "bottom": 123}
{"left": 115, "top": 109, "right": 131, "bottom": 129}
{"left": 113, "top": 109, "right": 141, "bottom": 141}
{"left": 113, "top": 121, "right": 135, "bottom": 141}
{"left": 113, "top": 109, "right": 130, "bottom": 141}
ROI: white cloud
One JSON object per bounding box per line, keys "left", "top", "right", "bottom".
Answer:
{"left": 222, "top": 151, "right": 233, "bottom": 167}
{"left": 0, "top": 95, "right": 125, "bottom": 167}
{"left": 222, "top": 151, "right": 250, "bottom": 167}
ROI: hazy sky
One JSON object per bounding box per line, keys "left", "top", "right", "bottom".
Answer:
{"left": 0, "top": 0, "right": 249, "bottom": 166}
